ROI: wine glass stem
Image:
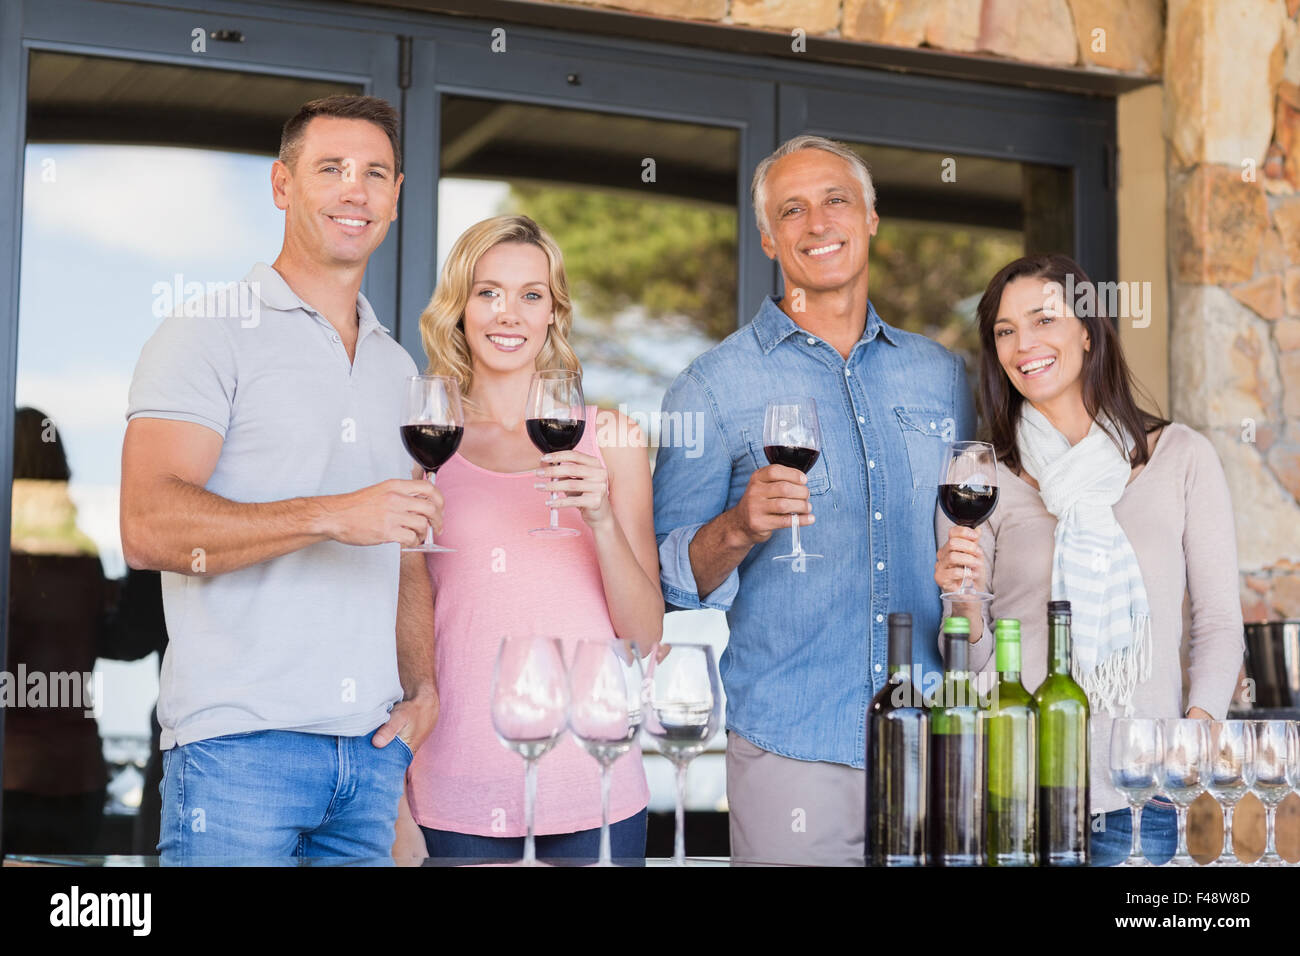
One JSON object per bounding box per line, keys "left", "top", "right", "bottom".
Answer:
{"left": 674, "top": 760, "right": 688, "bottom": 865}
{"left": 1129, "top": 803, "right": 1143, "bottom": 862}
{"left": 524, "top": 756, "right": 538, "bottom": 865}
{"left": 959, "top": 562, "right": 971, "bottom": 593}
{"left": 1265, "top": 805, "right": 1278, "bottom": 861}
{"left": 1175, "top": 804, "right": 1190, "bottom": 863}
{"left": 599, "top": 761, "right": 612, "bottom": 865}
{"left": 789, "top": 513, "right": 802, "bottom": 557}
{"left": 424, "top": 471, "right": 436, "bottom": 547}
{"left": 549, "top": 491, "right": 560, "bottom": 530}
{"left": 1222, "top": 803, "right": 1236, "bottom": 863}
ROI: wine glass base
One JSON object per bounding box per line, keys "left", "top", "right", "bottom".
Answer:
{"left": 401, "top": 543, "right": 456, "bottom": 552}
{"left": 939, "top": 589, "right": 994, "bottom": 602}
{"left": 772, "top": 552, "right": 822, "bottom": 561}
{"left": 528, "top": 527, "right": 580, "bottom": 537}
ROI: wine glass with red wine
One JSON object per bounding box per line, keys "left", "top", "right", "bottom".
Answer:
{"left": 399, "top": 374, "right": 464, "bottom": 553}
{"left": 526, "top": 369, "right": 586, "bottom": 538}
{"left": 938, "top": 440, "right": 998, "bottom": 597}
{"left": 763, "top": 398, "right": 822, "bottom": 564}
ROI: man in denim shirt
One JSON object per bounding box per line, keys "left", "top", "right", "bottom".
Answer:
{"left": 653, "top": 135, "right": 975, "bottom": 865}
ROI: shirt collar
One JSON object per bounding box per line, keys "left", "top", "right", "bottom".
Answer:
{"left": 242, "top": 262, "right": 388, "bottom": 336}
{"left": 751, "top": 294, "right": 899, "bottom": 355}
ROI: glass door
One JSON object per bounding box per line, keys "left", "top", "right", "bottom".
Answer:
{"left": 2, "top": 0, "right": 400, "bottom": 858}
{"left": 401, "top": 33, "right": 777, "bottom": 846}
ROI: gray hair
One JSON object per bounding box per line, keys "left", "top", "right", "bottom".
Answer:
{"left": 750, "top": 134, "right": 876, "bottom": 237}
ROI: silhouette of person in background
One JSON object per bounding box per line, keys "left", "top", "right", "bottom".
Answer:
{"left": 3, "top": 407, "right": 112, "bottom": 854}
{"left": 3, "top": 408, "right": 168, "bottom": 857}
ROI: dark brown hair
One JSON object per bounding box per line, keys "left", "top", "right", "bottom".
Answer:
{"left": 278, "top": 95, "right": 401, "bottom": 175}
{"left": 14, "top": 407, "right": 70, "bottom": 482}
{"left": 975, "top": 253, "right": 1169, "bottom": 474}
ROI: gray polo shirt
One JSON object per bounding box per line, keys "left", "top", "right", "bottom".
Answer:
{"left": 127, "top": 262, "right": 417, "bottom": 749}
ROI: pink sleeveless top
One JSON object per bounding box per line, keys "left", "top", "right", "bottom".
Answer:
{"left": 406, "top": 406, "right": 651, "bottom": 836}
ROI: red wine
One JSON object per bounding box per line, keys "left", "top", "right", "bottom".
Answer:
{"left": 526, "top": 417, "right": 585, "bottom": 454}
{"left": 401, "top": 424, "right": 463, "bottom": 473}
{"left": 866, "top": 613, "right": 929, "bottom": 866}
{"left": 938, "top": 482, "right": 999, "bottom": 527}
{"left": 763, "top": 444, "right": 820, "bottom": 472}
{"left": 929, "top": 625, "right": 982, "bottom": 866}
{"left": 1037, "top": 785, "right": 1087, "bottom": 865}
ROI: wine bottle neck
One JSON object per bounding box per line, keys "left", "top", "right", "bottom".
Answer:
{"left": 1049, "top": 618, "right": 1072, "bottom": 674}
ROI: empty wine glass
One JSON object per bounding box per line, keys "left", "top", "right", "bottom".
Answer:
{"left": 1206, "top": 720, "right": 1256, "bottom": 867}
{"left": 1253, "top": 720, "right": 1295, "bottom": 866}
{"left": 525, "top": 369, "right": 585, "bottom": 538}
{"left": 1161, "top": 718, "right": 1211, "bottom": 867}
{"left": 938, "top": 440, "right": 999, "bottom": 599}
{"left": 490, "top": 635, "right": 569, "bottom": 865}
{"left": 1109, "top": 718, "right": 1165, "bottom": 867}
{"left": 568, "top": 639, "right": 643, "bottom": 866}
{"left": 643, "top": 643, "right": 721, "bottom": 865}
{"left": 399, "top": 374, "right": 464, "bottom": 553}
{"left": 762, "top": 399, "right": 822, "bottom": 565}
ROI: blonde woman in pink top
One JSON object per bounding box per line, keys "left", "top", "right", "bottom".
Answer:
{"left": 392, "top": 215, "right": 662, "bottom": 862}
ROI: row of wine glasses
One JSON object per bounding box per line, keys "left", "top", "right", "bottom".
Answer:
{"left": 399, "top": 369, "right": 586, "bottom": 551}
{"left": 490, "top": 635, "right": 721, "bottom": 865}
{"left": 1111, "top": 718, "right": 1300, "bottom": 866}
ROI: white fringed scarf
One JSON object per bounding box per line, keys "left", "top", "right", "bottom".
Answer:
{"left": 1016, "top": 403, "right": 1152, "bottom": 716}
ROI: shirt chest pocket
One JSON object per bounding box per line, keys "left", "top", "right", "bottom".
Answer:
{"left": 894, "top": 406, "right": 951, "bottom": 491}
{"left": 744, "top": 436, "right": 831, "bottom": 496}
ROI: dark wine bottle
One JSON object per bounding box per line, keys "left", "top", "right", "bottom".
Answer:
{"left": 929, "top": 616, "right": 982, "bottom": 866}
{"left": 984, "top": 618, "right": 1038, "bottom": 866}
{"left": 1033, "top": 600, "right": 1090, "bottom": 866}
{"left": 866, "top": 613, "right": 928, "bottom": 866}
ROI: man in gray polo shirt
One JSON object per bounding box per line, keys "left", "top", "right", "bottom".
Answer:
{"left": 121, "top": 96, "right": 440, "bottom": 862}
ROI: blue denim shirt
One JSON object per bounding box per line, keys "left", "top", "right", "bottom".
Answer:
{"left": 653, "top": 295, "right": 975, "bottom": 768}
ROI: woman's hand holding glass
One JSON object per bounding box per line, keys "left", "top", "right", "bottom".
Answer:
{"left": 534, "top": 450, "right": 613, "bottom": 529}
{"left": 935, "top": 526, "right": 989, "bottom": 597}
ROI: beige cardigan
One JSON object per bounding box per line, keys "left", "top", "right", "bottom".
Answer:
{"left": 935, "top": 423, "right": 1245, "bottom": 814}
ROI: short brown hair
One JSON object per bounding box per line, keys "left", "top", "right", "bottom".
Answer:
{"left": 278, "top": 95, "right": 402, "bottom": 175}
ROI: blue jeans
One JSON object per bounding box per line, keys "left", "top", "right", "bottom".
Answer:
{"left": 421, "top": 807, "right": 648, "bottom": 864}
{"left": 158, "top": 729, "right": 412, "bottom": 864}
{"left": 1089, "top": 798, "right": 1178, "bottom": 866}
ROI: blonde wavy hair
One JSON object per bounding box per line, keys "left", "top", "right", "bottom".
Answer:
{"left": 418, "top": 215, "right": 581, "bottom": 407}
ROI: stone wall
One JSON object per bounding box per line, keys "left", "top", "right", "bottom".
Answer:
{"left": 546, "top": 0, "right": 1164, "bottom": 74}
{"left": 1165, "top": 0, "right": 1300, "bottom": 620}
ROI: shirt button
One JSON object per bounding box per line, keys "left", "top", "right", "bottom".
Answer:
{"left": 857, "top": 415, "right": 865, "bottom": 424}
{"left": 806, "top": 336, "right": 815, "bottom": 345}
{"left": 874, "top": 511, "right": 882, "bottom": 520}
{"left": 332, "top": 334, "right": 341, "bottom": 343}
{"left": 876, "top": 613, "right": 884, "bottom": 623}
{"left": 930, "top": 421, "right": 936, "bottom": 429}
{"left": 874, "top": 663, "right": 882, "bottom": 673}
{"left": 876, "top": 561, "right": 885, "bottom": 571}
{"left": 845, "top": 369, "right": 852, "bottom": 377}
{"left": 868, "top": 460, "right": 876, "bottom": 469}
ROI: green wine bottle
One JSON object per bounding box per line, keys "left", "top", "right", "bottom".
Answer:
{"left": 1033, "top": 600, "right": 1090, "bottom": 866}
{"left": 983, "top": 618, "right": 1038, "bottom": 866}
{"left": 930, "top": 616, "right": 982, "bottom": 866}
{"left": 866, "top": 612, "right": 928, "bottom": 866}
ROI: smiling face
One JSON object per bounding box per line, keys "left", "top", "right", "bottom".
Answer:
{"left": 272, "top": 116, "right": 402, "bottom": 268}
{"left": 462, "top": 241, "right": 555, "bottom": 376}
{"left": 992, "top": 275, "right": 1091, "bottom": 410}
{"left": 758, "top": 148, "right": 878, "bottom": 299}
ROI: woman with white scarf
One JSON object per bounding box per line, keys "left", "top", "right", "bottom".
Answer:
{"left": 934, "top": 254, "right": 1244, "bottom": 866}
